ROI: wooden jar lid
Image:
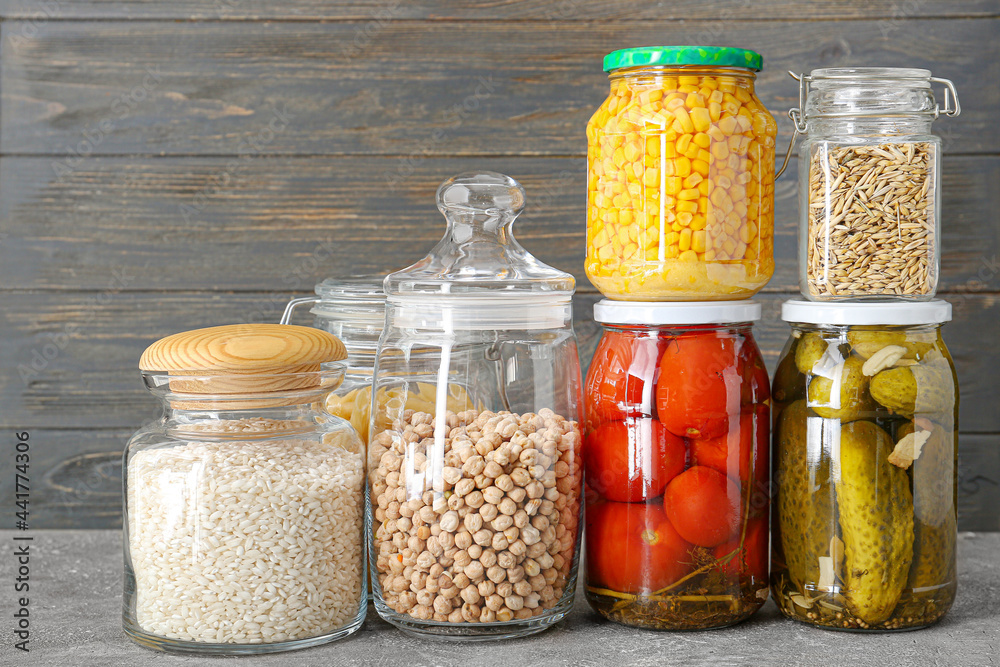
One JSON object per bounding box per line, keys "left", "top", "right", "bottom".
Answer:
{"left": 140, "top": 324, "right": 347, "bottom": 398}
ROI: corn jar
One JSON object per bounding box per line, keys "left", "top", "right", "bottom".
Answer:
{"left": 771, "top": 300, "right": 958, "bottom": 631}
{"left": 586, "top": 46, "right": 777, "bottom": 301}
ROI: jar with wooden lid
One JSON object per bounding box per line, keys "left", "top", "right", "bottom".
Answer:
{"left": 788, "top": 68, "right": 960, "bottom": 300}
{"left": 369, "top": 172, "right": 584, "bottom": 639}
{"left": 122, "top": 324, "right": 366, "bottom": 654}
{"left": 771, "top": 300, "right": 958, "bottom": 631}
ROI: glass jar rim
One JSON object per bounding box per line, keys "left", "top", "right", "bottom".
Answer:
{"left": 315, "top": 275, "right": 386, "bottom": 302}
{"left": 809, "top": 67, "right": 932, "bottom": 84}
{"left": 142, "top": 363, "right": 345, "bottom": 406}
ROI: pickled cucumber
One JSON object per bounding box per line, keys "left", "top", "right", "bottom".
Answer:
{"left": 795, "top": 333, "right": 829, "bottom": 374}
{"left": 776, "top": 400, "right": 838, "bottom": 591}
{"left": 836, "top": 421, "right": 914, "bottom": 624}
{"left": 807, "top": 355, "right": 874, "bottom": 422}
{"left": 907, "top": 515, "right": 956, "bottom": 592}
{"left": 774, "top": 342, "right": 805, "bottom": 404}
{"left": 847, "top": 331, "right": 935, "bottom": 360}
{"left": 870, "top": 358, "right": 954, "bottom": 417}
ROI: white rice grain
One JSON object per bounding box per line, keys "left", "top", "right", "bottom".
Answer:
{"left": 127, "top": 436, "right": 364, "bottom": 644}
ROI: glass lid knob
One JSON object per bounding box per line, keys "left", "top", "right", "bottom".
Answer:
{"left": 385, "top": 171, "right": 574, "bottom": 298}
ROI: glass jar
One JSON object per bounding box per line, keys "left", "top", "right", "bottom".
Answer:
{"left": 789, "top": 68, "right": 960, "bottom": 301}
{"left": 283, "top": 278, "right": 476, "bottom": 444}
{"left": 583, "top": 301, "right": 770, "bottom": 629}
{"left": 282, "top": 276, "right": 386, "bottom": 443}
{"left": 586, "top": 46, "right": 777, "bottom": 301}
{"left": 123, "top": 324, "right": 366, "bottom": 654}
{"left": 369, "top": 172, "right": 584, "bottom": 639}
{"left": 771, "top": 300, "right": 958, "bottom": 631}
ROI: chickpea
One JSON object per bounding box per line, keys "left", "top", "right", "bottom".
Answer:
{"left": 462, "top": 603, "right": 481, "bottom": 622}
{"left": 461, "top": 586, "right": 481, "bottom": 605}
{"left": 479, "top": 503, "right": 499, "bottom": 522}
{"left": 455, "top": 530, "right": 473, "bottom": 550}
{"left": 464, "top": 561, "right": 485, "bottom": 581}
{"left": 479, "top": 549, "right": 498, "bottom": 569}
{"left": 440, "top": 510, "right": 460, "bottom": 533}
{"left": 499, "top": 498, "right": 517, "bottom": 516}
{"left": 465, "top": 490, "right": 485, "bottom": 509}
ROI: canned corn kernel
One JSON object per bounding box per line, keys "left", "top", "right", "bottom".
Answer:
{"left": 586, "top": 46, "right": 777, "bottom": 301}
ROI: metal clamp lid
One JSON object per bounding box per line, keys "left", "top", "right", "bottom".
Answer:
{"left": 787, "top": 69, "right": 961, "bottom": 133}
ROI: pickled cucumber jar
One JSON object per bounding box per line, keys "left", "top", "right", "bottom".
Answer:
{"left": 788, "top": 68, "right": 960, "bottom": 301}
{"left": 123, "top": 325, "right": 366, "bottom": 654}
{"left": 369, "top": 172, "right": 584, "bottom": 639}
{"left": 586, "top": 46, "right": 777, "bottom": 301}
{"left": 771, "top": 300, "right": 958, "bottom": 631}
{"left": 583, "top": 301, "right": 770, "bottom": 630}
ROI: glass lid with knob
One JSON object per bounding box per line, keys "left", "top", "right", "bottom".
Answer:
{"left": 385, "top": 171, "right": 575, "bottom": 321}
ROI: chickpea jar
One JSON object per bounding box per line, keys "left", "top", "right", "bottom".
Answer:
{"left": 586, "top": 46, "right": 777, "bottom": 301}
{"left": 771, "top": 300, "right": 958, "bottom": 631}
{"left": 369, "top": 172, "right": 584, "bottom": 640}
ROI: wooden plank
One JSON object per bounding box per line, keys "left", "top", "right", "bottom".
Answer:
{"left": 0, "top": 429, "right": 129, "bottom": 529}
{"left": 2, "top": 0, "right": 998, "bottom": 20}
{"left": 2, "top": 155, "right": 997, "bottom": 293}
{"left": 2, "top": 19, "right": 996, "bottom": 156}
{"left": 5, "top": 425, "right": 996, "bottom": 530}
{"left": 957, "top": 434, "right": 1000, "bottom": 532}
{"left": 3, "top": 291, "right": 998, "bottom": 431}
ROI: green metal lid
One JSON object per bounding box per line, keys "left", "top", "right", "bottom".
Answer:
{"left": 603, "top": 46, "right": 763, "bottom": 73}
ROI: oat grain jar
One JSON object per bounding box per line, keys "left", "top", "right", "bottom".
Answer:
{"left": 369, "top": 172, "right": 584, "bottom": 639}
{"left": 123, "top": 324, "right": 366, "bottom": 654}
{"left": 771, "top": 300, "right": 958, "bottom": 631}
{"left": 586, "top": 46, "right": 777, "bottom": 300}
{"left": 789, "top": 68, "right": 961, "bottom": 300}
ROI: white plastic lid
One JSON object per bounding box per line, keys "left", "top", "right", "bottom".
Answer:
{"left": 781, "top": 299, "right": 952, "bottom": 325}
{"left": 594, "top": 300, "right": 761, "bottom": 325}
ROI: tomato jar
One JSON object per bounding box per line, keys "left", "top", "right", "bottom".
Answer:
{"left": 369, "top": 172, "right": 584, "bottom": 640}
{"left": 771, "top": 300, "right": 958, "bottom": 631}
{"left": 123, "top": 325, "right": 366, "bottom": 654}
{"left": 583, "top": 301, "right": 770, "bottom": 630}
{"left": 788, "top": 69, "right": 960, "bottom": 301}
{"left": 586, "top": 46, "right": 777, "bottom": 301}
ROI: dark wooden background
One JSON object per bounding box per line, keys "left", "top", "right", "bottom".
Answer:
{"left": 1, "top": 0, "right": 997, "bottom": 530}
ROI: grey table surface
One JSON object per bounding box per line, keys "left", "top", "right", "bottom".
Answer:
{"left": 0, "top": 530, "right": 996, "bottom": 667}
